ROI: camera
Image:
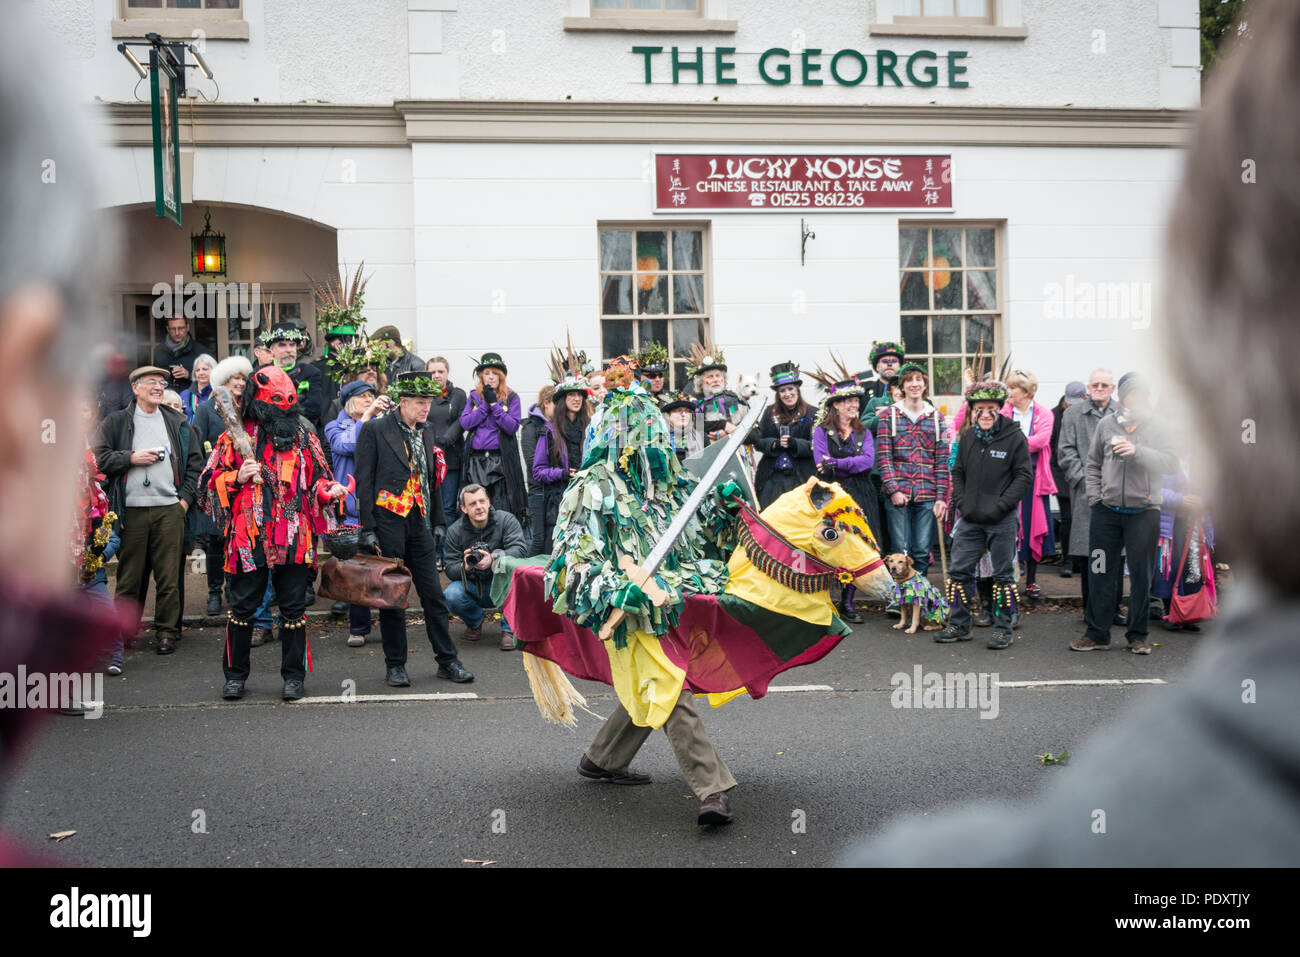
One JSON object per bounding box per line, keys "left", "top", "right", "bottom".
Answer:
{"left": 152, "top": 446, "right": 167, "bottom": 461}
{"left": 466, "top": 543, "right": 490, "bottom": 568}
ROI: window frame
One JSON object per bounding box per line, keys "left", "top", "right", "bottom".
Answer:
{"left": 114, "top": 0, "right": 249, "bottom": 40}
{"left": 870, "top": 0, "right": 1026, "bottom": 39}
{"left": 893, "top": 0, "right": 995, "bottom": 26}
{"left": 896, "top": 221, "right": 1004, "bottom": 406}
{"left": 597, "top": 221, "right": 712, "bottom": 392}
{"left": 590, "top": 0, "right": 702, "bottom": 17}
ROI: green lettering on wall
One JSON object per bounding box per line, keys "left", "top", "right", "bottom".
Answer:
{"left": 758, "top": 47, "right": 792, "bottom": 85}
{"left": 632, "top": 45, "right": 663, "bottom": 84}
{"left": 715, "top": 46, "right": 737, "bottom": 85}
{"left": 906, "top": 50, "right": 939, "bottom": 87}
{"left": 672, "top": 46, "right": 705, "bottom": 84}
{"left": 947, "top": 50, "right": 969, "bottom": 88}
{"left": 801, "top": 48, "right": 823, "bottom": 86}
{"left": 830, "top": 48, "right": 868, "bottom": 86}
{"left": 876, "top": 49, "right": 902, "bottom": 86}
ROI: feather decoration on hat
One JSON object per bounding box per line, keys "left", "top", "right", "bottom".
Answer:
{"left": 547, "top": 331, "right": 592, "bottom": 385}
{"left": 681, "top": 320, "right": 726, "bottom": 378}
{"left": 306, "top": 261, "right": 370, "bottom": 334}
{"left": 804, "top": 351, "right": 857, "bottom": 393}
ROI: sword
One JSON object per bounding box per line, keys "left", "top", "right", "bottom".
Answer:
{"left": 598, "top": 396, "right": 767, "bottom": 640}
{"left": 212, "top": 384, "right": 261, "bottom": 485}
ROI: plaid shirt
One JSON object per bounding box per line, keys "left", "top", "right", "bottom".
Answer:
{"left": 874, "top": 402, "right": 951, "bottom": 503}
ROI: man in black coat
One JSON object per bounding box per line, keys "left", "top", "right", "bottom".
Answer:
{"left": 355, "top": 371, "right": 473, "bottom": 687}
{"left": 152, "top": 316, "right": 212, "bottom": 394}
{"left": 261, "top": 321, "right": 325, "bottom": 431}
{"left": 936, "top": 379, "right": 1034, "bottom": 649}
{"left": 424, "top": 356, "right": 467, "bottom": 557}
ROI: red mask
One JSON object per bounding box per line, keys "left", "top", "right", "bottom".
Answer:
{"left": 251, "top": 365, "right": 298, "bottom": 411}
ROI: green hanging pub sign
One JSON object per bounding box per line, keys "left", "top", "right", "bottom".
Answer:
{"left": 150, "top": 45, "right": 183, "bottom": 227}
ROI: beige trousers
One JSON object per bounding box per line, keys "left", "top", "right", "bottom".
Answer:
{"left": 585, "top": 689, "right": 738, "bottom": 799}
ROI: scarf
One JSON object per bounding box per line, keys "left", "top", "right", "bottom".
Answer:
{"left": 974, "top": 424, "right": 997, "bottom": 445}
{"left": 161, "top": 333, "right": 192, "bottom": 356}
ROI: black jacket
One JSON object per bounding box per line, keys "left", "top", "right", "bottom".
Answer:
{"left": 354, "top": 413, "right": 447, "bottom": 533}
{"left": 951, "top": 415, "right": 1035, "bottom": 525}
{"left": 289, "top": 359, "right": 325, "bottom": 430}
{"left": 152, "top": 336, "right": 211, "bottom": 392}
{"left": 92, "top": 399, "right": 205, "bottom": 521}
{"left": 754, "top": 406, "right": 816, "bottom": 508}
{"left": 427, "top": 384, "right": 468, "bottom": 472}
{"left": 443, "top": 508, "right": 527, "bottom": 584}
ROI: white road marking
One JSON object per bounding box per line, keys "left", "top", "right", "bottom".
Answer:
{"left": 995, "top": 678, "right": 1167, "bottom": 688}
{"left": 766, "top": 684, "right": 834, "bottom": 692}
{"left": 298, "top": 692, "right": 479, "bottom": 704}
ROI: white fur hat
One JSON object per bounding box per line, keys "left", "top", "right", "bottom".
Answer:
{"left": 210, "top": 355, "right": 254, "bottom": 389}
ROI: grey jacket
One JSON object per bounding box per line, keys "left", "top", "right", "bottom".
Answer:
{"left": 1085, "top": 412, "right": 1179, "bottom": 510}
{"left": 443, "top": 508, "right": 527, "bottom": 584}
{"left": 1058, "top": 398, "right": 1117, "bottom": 556}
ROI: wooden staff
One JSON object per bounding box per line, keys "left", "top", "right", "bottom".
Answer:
{"left": 212, "top": 385, "right": 261, "bottom": 485}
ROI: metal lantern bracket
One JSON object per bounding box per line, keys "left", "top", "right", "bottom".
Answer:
{"left": 117, "top": 32, "right": 216, "bottom": 98}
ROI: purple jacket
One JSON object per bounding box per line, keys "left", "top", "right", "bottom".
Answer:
{"left": 1159, "top": 468, "right": 1215, "bottom": 549}
{"left": 324, "top": 408, "right": 362, "bottom": 522}
{"left": 813, "top": 425, "right": 874, "bottom": 475}
{"left": 532, "top": 421, "right": 570, "bottom": 486}
{"left": 460, "top": 389, "right": 521, "bottom": 451}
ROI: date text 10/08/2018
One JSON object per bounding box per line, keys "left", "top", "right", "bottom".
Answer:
{"left": 632, "top": 46, "right": 969, "bottom": 89}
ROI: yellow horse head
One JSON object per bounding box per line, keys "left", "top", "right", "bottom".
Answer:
{"left": 726, "top": 476, "right": 893, "bottom": 627}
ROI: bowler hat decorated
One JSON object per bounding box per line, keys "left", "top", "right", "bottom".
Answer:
{"left": 259, "top": 320, "right": 309, "bottom": 348}
{"left": 658, "top": 391, "right": 696, "bottom": 415}
{"left": 964, "top": 379, "right": 1009, "bottom": 405}
{"left": 769, "top": 361, "right": 802, "bottom": 390}
{"left": 473, "top": 352, "right": 508, "bottom": 376}
{"left": 869, "top": 340, "right": 906, "bottom": 368}
{"left": 636, "top": 340, "right": 669, "bottom": 376}
{"left": 391, "top": 371, "right": 445, "bottom": 399}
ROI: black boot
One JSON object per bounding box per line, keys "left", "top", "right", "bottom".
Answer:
{"left": 206, "top": 591, "right": 222, "bottom": 615}
{"left": 837, "top": 584, "right": 864, "bottom": 624}
{"left": 974, "top": 579, "right": 994, "bottom": 627}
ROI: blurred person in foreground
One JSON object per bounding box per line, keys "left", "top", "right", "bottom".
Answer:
{"left": 843, "top": 0, "right": 1300, "bottom": 865}
{"left": 0, "top": 7, "right": 139, "bottom": 864}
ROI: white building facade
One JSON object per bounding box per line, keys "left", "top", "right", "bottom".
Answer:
{"left": 55, "top": 0, "right": 1200, "bottom": 406}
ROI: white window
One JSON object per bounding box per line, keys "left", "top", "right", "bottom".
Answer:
{"left": 898, "top": 224, "right": 1001, "bottom": 401}
{"left": 592, "top": 0, "right": 701, "bottom": 15}
{"left": 894, "top": 0, "right": 994, "bottom": 25}
{"left": 598, "top": 224, "right": 709, "bottom": 391}
{"left": 116, "top": 0, "right": 248, "bottom": 40}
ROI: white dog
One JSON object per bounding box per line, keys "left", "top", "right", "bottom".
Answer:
{"left": 735, "top": 373, "right": 761, "bottom": 399}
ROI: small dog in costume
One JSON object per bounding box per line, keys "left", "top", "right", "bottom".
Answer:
{"left": 884, "top": 552, "right": 949, "bottom": 634}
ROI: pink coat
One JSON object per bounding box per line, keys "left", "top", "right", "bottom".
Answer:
{"left": 1002, "top": 400, "right": 1057, "bottom": 560}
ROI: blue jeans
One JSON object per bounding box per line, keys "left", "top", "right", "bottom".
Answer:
{"left": 444, "top": 577, "right": 511, "bottom": 633}
{"left": 884, "top": 499, "right": 938, "bottom": 575}
{"left": 83, "top": 579, "right": 122, "bottom": 667}
{"left": 438, "top": 472, "right": 460, "bottom": 559}
{"left": 253, "top": 578, "right": 275, "bottom": 629}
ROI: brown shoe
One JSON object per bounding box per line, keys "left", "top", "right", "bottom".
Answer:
{"left": 1069, "top": 637, "right": 1110, "bottom": 651}
{"left": 577, "top": 754, "right": 651, "bottom": 785}
{"left": 250, "top": 626, "right": 271, "bottom": 647}
{"left": 462, "top": 624, "right": 481, "bottom": 641}
{"left": 500, "top": 632, "right": 514, "bottom": 651}
{"left": 698, "top": 790, "right": 734, "bottom": 826}
{"left": 157, "top": 636, "right": 177, "bottom": 655}
{"left": 1129, "top": 640, "right": 1152, "bottom": 655}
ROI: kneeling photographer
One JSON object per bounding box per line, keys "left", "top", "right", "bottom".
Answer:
{"left": 444, "top": 483, "right": 527, "bottom": 650}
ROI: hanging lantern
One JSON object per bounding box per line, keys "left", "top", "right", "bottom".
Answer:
{"left": 191, "top": 208, "right": 226, "bottom": 276}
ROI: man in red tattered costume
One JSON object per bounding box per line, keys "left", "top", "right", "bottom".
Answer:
{"left": 198, "top": 364, "right": 347, "bottom": 702}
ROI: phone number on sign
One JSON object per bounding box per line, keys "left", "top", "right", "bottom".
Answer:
{"left": 769, "top": 193, "right": 868, "bottom": 207}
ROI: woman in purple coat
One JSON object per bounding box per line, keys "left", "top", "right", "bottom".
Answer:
{"left": 811, "top": 377, "right": 882, "bottom": 624}
{"left": 531, "top": 375, "right": 590, "bottom": 556}
{"left": 324, "top": 378, "right": 389, "bottom": 644}
{"left": 460, "top": 353, "right": 527, "bottom": 526}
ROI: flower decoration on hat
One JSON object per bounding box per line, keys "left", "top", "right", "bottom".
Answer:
{"left": 964, "top": 379, "right": 1009, "bottom": 405}
{"left": 635, "top": 340, "right": 669, "bottom": 375}
{"left": 548, "top": 332, "right": 595, "bottom": 397}
{"left": 658, "top": 390, "right": 695, "bottom": 415}
{"left": 868, "top": 340, "right": 906, "bottom": 367}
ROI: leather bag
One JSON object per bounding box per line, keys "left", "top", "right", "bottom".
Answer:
{"left": 319, "top": 554, "right": 413, "bottom": 610}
